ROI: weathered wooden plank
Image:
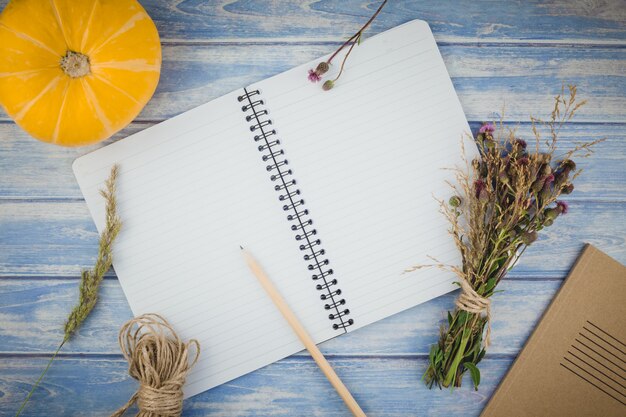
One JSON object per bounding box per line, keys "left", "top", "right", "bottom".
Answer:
{"left": 1, "top": 122, "right": 623, "bottom": 200}
{"left": 0, "top": 200, "right": 623, "bottom": 277}
{"left": 0, "top": 278, "right": 558, "bottom": 356}
{"left": 0, "top": 44, "right": 624, "bottom": 123}
{"left": 2, "top": 0, "right": 623, "bottom": 44}
{"left": 0, "top": 355, "right": 510, "bottom": 417}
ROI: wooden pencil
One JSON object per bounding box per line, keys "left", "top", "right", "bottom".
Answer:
{"left": 240, "top": 246, "right": 367, "bottom": 417}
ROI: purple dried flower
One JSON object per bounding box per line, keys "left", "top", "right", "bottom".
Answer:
{"left": 543, "top": 174, "right": 555, "bottom": 187}
{"left": 474, "top": 179, "right": 486, "bottom": 199}
{"left": 308, "top": 69, "right": 321, "bottom": 83}
{"left": 556, "top": 201, "right": 569, "bottom": 215}
{"left": 479, "top": 123, "right": 496, "bottom": 133}
{"left": 515, "top": 139, "right": 527, "bottom": 149}
{"left": 517, "top": 156, "right": 530, "bottom": 166}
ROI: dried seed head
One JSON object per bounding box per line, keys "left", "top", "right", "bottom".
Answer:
{"left": 478, "top": 188, "right": 489, "bottom": 203}
{"left": 544, "top": 207, "right": 560, "bottom": 220}
{"left": 449, "top": 195, "right": 462, "bottom": 207}
{"left": 515, "top": 139, "right": 527, "bottom": 149}
{"left": 315, "top": 61, "right": 330, "bottom": 75}
{"left": 521, "top": 230, "right": 538, "bottom": 245}
{"left": 561, "top": 183, "right": 574, "bottom": 194}
{"left": 561, "top": 159, "right": 577, "bottom": 171}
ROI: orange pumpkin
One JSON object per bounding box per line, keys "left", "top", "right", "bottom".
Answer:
{"left": 0, "top": 0, "right": 161, "bottom": 146}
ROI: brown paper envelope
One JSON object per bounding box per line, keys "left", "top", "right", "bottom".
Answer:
{"left": 481, "top": 244, "right": 626, "bottom": 417}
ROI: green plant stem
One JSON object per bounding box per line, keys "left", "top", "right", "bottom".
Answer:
{"left": 326, "top": 0, "right": 388, "bottom": 65}
{"left": 443, "top": 324, "right": 471, "bottom": 387}
{"left": 15, "top": 340, "right": 65, "bottom": 417}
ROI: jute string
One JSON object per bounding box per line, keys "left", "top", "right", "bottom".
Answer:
{"left": 455, "top": 278, "right": 492, "bottom": 347}
{"left": 110, "top": 314, "right": 200, "bottom": 417}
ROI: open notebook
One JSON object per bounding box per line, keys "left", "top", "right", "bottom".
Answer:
{"left": 73, "top": 19, "right": 472, "bottom": 398}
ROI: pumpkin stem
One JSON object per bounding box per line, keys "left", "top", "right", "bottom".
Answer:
{"left": 60, "top": 51, "right": 90, "bottom": 78}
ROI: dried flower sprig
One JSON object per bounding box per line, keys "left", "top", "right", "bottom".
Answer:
{"left": 308, "top": 0, "right": 388, "bottom": 90}
{"left": 15, "top": 165, "right": 122, "bottom": 417}
{"left": 408, "top": 86, "right": 603, "bottom": 391}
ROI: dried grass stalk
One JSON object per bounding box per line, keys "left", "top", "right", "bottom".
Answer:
{"left": 15, "top": 165, "right": 122, "bottom": 416}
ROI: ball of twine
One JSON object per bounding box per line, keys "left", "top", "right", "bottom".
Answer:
{"left": 110, "top": 313, "right": 200, "bottom": 417}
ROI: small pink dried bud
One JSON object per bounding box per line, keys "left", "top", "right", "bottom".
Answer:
{"left": 322, "top": 80, "right": 335, "bottom": 91}
{"left": 556, "top": 200, "right": 569, "bottom": 215}
{"left": 517, "top": 156, "right": 529, "bottom": 166}
{"left": 449, "top": 195, "right": 462, "bottom": 207}
{"left": 315, "top": 61, "right": 330, "bottom": 75}
{"left": 474, "top": 179, "right": 486, "bottom": 198}
{"left": 515, "top": 139, "right": 527, "bottom": 149}
{"left": 308, "top": 69, "right": 321, "bottom": 83}
{"left": 479, "top": 123, "right": 495, "bottom": 133}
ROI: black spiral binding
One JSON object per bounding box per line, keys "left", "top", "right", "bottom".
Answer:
{"left": 238, "top": 88, "right": 354, "bottom": 332}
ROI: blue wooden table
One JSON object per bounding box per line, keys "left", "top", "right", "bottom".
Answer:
{"left": 1, "top": 1, "right": 625, "bottom": 416}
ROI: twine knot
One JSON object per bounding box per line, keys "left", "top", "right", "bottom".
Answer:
{"left": 455, "top": 278, "right": 492, "bottom": 347}
{"left": 110, "top": 314, "right": 200, "bottom": 417}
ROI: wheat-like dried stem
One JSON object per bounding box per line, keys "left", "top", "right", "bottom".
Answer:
{"left": 64, "top": 165, "right": 122, "bottom": 340}
{"left": 15, "top": 165, "right": 121, "bottom": 416}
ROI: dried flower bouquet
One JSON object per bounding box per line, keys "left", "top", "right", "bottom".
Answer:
{"left": 408, "top": 86, "right": 603, "bottom": 390}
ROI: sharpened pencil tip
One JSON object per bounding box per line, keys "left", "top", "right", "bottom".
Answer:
{"left": 239, "top": 245, "right": 244, "bottom": 250}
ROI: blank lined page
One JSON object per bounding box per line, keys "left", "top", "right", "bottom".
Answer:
{"left": 249, "top": 20, "right": 474, "bottom": 332}
{"left": 72, "top": 90, "right": 338, "bottom": 398}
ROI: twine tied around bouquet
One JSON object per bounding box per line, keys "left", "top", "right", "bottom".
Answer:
{"left": 455, "top": 278, "right": 492, "bottom": 347}
{"left": 110, "top": 313, "right": 200, "bottom": 417}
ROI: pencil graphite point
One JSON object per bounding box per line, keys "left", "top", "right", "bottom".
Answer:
{"left": 239, "top": 245, "right": 244, "bottom": 250}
